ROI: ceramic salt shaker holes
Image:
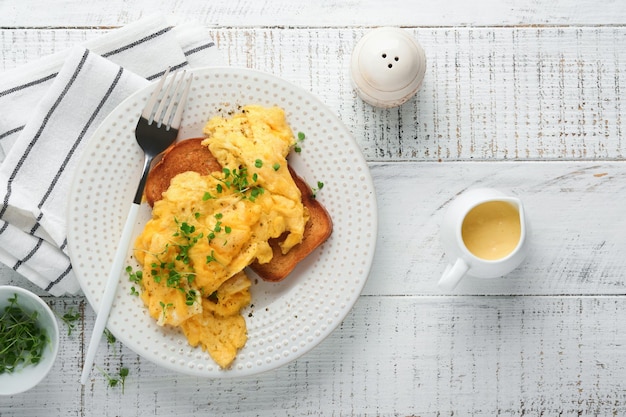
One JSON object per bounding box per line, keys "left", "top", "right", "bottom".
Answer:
{"left": 350, "top": 27, "right": 426, "bottom": 108}
{"left": 438, "top": 188, "right": 530, "bottom": 292}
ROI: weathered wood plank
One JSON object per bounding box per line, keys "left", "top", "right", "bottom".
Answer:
{"left": 216, "top": 27, "right": 626, "bottom": 162}
{"left": 1, "top": 0, "right": 626, "bottom": 27}
{"left": 1, "top": 296, "right": 624, "bottom": 416}
{"left": 3, "top": 27, "right": 626, "bottom": 162}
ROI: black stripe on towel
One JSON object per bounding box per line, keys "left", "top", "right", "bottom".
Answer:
{"left": 34, "top": 66, "right": 125, "bottom": 221}
{"left": 44, "top": 263, "right": 73, "bottom": 292}
{"left": 101, "top": 27, "right": 173, "bottom": 58}
{"left": 24, "top": 67, "right": 125, "bottom": 292}
{"left": 184, "top": 41, "right": 215, "bottom": 57}
{"left": 0, "top": 125, "right": 25, "bottom": 141}
{"left": 0, "top": 49, "right": 90, "bottom": 219}
{"left": 146, "top": 61, "right": 188, "bottom": 81}
{"left": 0, "top": 25, "right": 171, "bottom": 101}
{"left": 12, "top": 239, "right": 42, "bottom": 270}
{"left": 0, "top": 73, "right": 58, "bottom": 98}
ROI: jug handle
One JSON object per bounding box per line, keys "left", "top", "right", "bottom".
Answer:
{"left": 438, "top": 258, "right": 469, "bottom": 292}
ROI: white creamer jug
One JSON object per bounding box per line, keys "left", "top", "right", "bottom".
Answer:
{"left": 438, "top": 188, "right": 529, "bottom": 292}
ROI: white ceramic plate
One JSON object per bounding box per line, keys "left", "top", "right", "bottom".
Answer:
{"left": 67, "top": 67, "right": 377, "bottom": 377}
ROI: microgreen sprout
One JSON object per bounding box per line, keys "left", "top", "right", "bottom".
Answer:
{"left": 217, "top": 166, "right": 264, "bottom": 201}
{"left": 126, "top": 266, "right": 142, "bottom": 284}
{"left": 159, "top": 301, "right": 173, "bottom": 322}
{"left": 294, "top": 131, "right": 305, "bottom": 153}
{"left": 104, "top": 328, "right": 116, "bottom": 345}
{"left": 125, "top": 266, "right": 143, "bottom": 296}
{"left": 98, "top": 366, "right": 129, "bottom": 393}
{"left": 206, "top": 250, "right": 217, "bottom": 264}
{"left": 185, "top": 289, "right": 198, "bottom": 306}
{"left": 58, "top": 307, "right": 81, "bottom": 336}
{"left": 103, "top": 328, "right": 118, "bottom": 357}
{"left": 311, "top": 181, "right": 325, "bottom": 198}
{"left": 95, "top": 327, "right": 130, "bottom": 393}
{"left": 172, "top": 219, "right": 205, "bottom": 267}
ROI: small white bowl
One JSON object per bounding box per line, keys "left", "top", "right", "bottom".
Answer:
{"left": 0, "top": 286, "right": 60, "bottom": 396}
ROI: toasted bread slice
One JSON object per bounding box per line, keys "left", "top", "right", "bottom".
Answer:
{"left": 144, "top": 138, "right": 332, "bottom": 282}
{"left": 249, "top": 166, "right": 332, "bottom": 281}
{"left": 144, "top": 138, "right": 222, "bottom": 207}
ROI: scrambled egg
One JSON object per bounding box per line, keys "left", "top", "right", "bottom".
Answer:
{"left": 133, "top": 105, "right": 308, "bottom": 368}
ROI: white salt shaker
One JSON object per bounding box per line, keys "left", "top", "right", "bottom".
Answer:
{"left": 350, "top": 27, "right": 426, "bottom": 108}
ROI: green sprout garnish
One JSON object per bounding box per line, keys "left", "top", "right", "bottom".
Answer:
{"left": 58, "top": 307, "right": 81, "bottom": 336}
{"left": 311, "top": 181, "right": 325, "bottom": 198}
{"left": 294, "top": 131, "right": 305, "bottom": 153}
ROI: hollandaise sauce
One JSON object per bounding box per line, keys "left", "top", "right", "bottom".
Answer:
{"left": 461, "top": 200, "right": 521, "bottom": 261}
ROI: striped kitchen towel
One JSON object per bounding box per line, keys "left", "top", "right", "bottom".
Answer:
{"left": 0, "top": 15, "right": 221, "bottom": 296}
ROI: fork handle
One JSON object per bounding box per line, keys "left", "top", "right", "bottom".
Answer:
{"left": 80, "top": 202, "right": 140, "bottom": 385}
{"left": 133, "top": 155, "right": 154, "bottom": 204}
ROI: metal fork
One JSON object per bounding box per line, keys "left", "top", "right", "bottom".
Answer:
{"left": 80, "top": 68, "right": 193, "bottom": 385}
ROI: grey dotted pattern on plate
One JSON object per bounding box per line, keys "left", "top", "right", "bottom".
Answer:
{"left": 67, "top": 67, "right": 377, "bottom": 377}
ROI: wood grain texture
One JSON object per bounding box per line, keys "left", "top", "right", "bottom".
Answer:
{"left": 1, "top": 0, "right": 626, "bottom": 27}
{"left": 1, "top": 296, "right": 625, "bottom": 416}
{"left": 3, "top": 27, "right": 626, "bottom": 162}
{"left": 218, "top": 27, "right": 626, "bottom": 162}
{"left": 1, "top": 1, "right": 626, "bottom": 415}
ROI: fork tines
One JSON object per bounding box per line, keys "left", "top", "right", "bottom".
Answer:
{"left": 142, "top": 68, "right": 193, "bottom": 131}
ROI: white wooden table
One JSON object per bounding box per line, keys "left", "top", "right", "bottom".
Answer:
{"left": 2, "top": 1, "right": 626, "bottom": 415}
